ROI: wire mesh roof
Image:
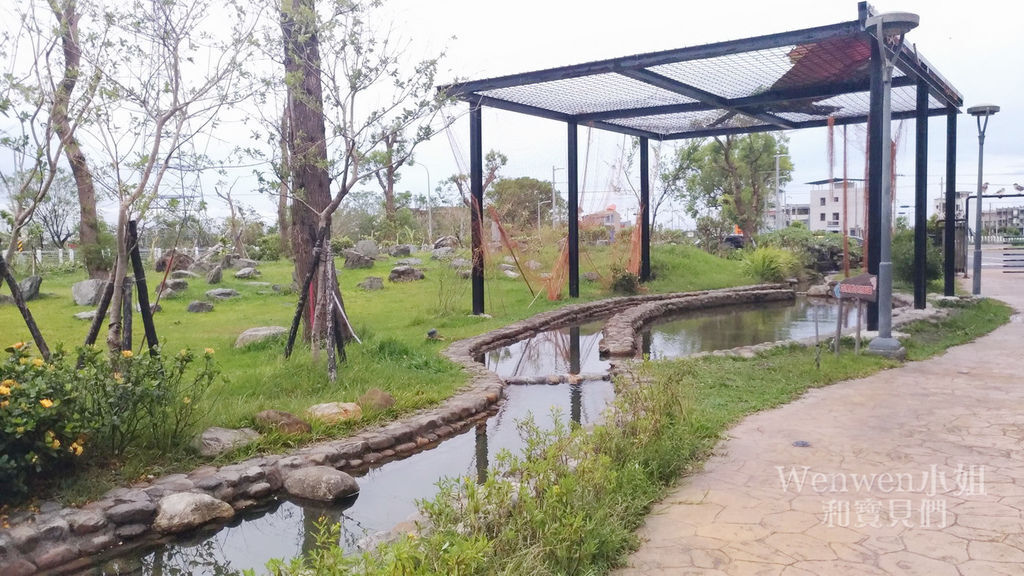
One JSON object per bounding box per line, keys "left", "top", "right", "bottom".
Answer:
{"left": 442, "top": 2, "right": 962, "bottom": 141}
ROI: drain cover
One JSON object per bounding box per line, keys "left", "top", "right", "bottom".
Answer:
{"left": 792, "top": 440, "right": 811, "bottom": 448}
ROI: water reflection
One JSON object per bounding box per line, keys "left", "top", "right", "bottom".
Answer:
{"left": 484, "top": 321, "right": 608, "bottom": 379}
{"left": 641, "top": 298, "right": 856, "bottom": 359}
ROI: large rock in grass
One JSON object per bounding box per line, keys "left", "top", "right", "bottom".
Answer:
{"left": 431, "top": 247, "right": 454, "bottom": 261}
{"left": 206, "top": 265, "right": 223, "bottom": 285}
{"left": 155, "top": 249, "right": 193, "bottom": 273}
{"left": 72, "top": 279, "right": 108, "bottom": 306}
{"left": 353, "top": 239, "right": 379, "bottom": 258}
{"left": 153, "top": 493, "right": 234, "bottom": 534}
{"left": 187, "top": 301, "right": 214, "bottom": 313}
{"left": 234, "top": 267, "right": 259, "bottom": 279}
{"left": 358, "top": 388, "right": 395, "bottom": 411}
{"left": 192, "top": 427, "right": 260, "bottom": 457}
{"left": 235, "top": 326, "right": 287, "bottom": 348}
{"left": 231, "top": 257, "right": 259, "bottom": 270}
{"left": 388, "top": 244, "right": 412, "bottom": 257}
{"left": 306, "top": 402, "right": 362, "bottom": 424}
{"left": 162, "top": 278, "right": 189, "bottom": 291}
{"left": 357, "top": 277, "right": 383, "bottom": 291}
{"left": 283, "top": 466, "right": 359, "bottom": 502}
{"left": 18, "top": 276, "right": 42, "bottom": 301}
{"left": 170, "top": 270, "right": 199, "bottom": 279}
{"left": 344, "top": 251, "right": 374, "bottom": 269}
{"left": 433, "top": 235, "right": 459, "bottom": 250}
{"left": 388, "top": 265, "right": 424, "bottom": 283}
{"left": 254, "top": 409, "right": 311, "bottom": 435}
{"left": 206, "top": 288, "right": 240, "bottom": 300}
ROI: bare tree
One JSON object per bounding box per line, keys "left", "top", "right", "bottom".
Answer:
{"left": 35, "top": 170, "right": 78, "bottom": 248}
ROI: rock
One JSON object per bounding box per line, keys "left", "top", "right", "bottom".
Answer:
{"left": 539, "top": 272, "right": 552, "bottom": 280}
{"left": 155, "top": 249, "right": 194, "bottom": 272}
{"left": 170, "top": 270, "right": 199, "bottom": 279}
{"left": 456, "top": 268, "right": 471, "bottom": 279}
{"left": 105, "top": 500, "right": 156, "bottom": 525}
{"left": 343, "top": 251, "right": 374, "bottom": 269}
{"left": 74, "top": 310, "right": 97, "bottom": 321}
{"left": 254, "top": 410, "right": 311, "bottom": 435}
{"left": 231, "top": 258, "right": 259, "bottom": 270}
{"left": 192, "top": 427, "right": 260, "bottom": 457}
{"left": 582, "top": 271, "right": 599, "bottom": 282}
{"left": 0, "top": 294, "right": 13, "bottom": 305}
{"left": 234, "top": 267, "right": 259, "bottom": 279}
{"left": 357, "top": 277, "right": 383, "bottom": 291}
{"left": 187, "top": 301, "right": 214, "bottom": 313}
{"left": 388, "top": 244, "right": 412, "bottom": 257}
{"left": 498, "top": 263, "right": 516, "bottom": 272}
{"left": 206, "top": 288, "right": 240, "bottom": 300}
{"left": 358, "top": 388, "right": 395, "bottom": 411}
{"left": 206, "top": 265, "right": 223, "bottom": 284}
{"left": 806, "top": 284, "right": 832, "bottom": 298}
{"left": 72, "top": 279, "right": 108, "bottom": 306}
{"left": 234, "top": 326, "right": 287, "bottom": 348}
{"left": 433, "top": 235, "right": 459, "bottom": 249}
{"left": 0, "top": 558, "right": 36, "bottom": 576}
{"left": 114, "top": 524, "right": 148, "bottom": 539}
{"left": 157, "top": 287, "right": 179, "bottom": 300}
{"left": 152, "top": 493, "right": 234, "bottom": 534}
{"left": 502, "top": 269, "right": 520, "bottom": 279}
{"left": 67, "top": 510, "right": 107, "bottom": 535}
{"left": 162, "top": 278, "right": 189, "bottom": 291}
{"left": 17, "top": 276, "right": 42, "bottom": 301}
{"left": 450, "top": 257, "right": 471, "bottom": 269}
{"left": 283, "top": 466, "right": 359, "bottom": 502}
{"left": 353, "top": 239, "right": 379, "bottom": 258}
{"left": 431, "top": 247, "right": 454, "bottom": 260}
{"left": 525, "top": 260, "right": 542, "bottom": 271}
{"left": 33, "top": 544, "right": 79, "bottom": 570}
{"left": 395, "top": 258, "right": 422, "bottom": 266}
{"left": 306, "top": 402, "right": 362, "bottom": 424}
{"left": 389, "top": 265, "right": 425, "bottom": 283}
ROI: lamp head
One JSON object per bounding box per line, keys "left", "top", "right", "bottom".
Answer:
{"left": 967, "top": 104, "right": 1000, "bottom": 117}
{"left": 865, "top": 12, "right": 920, "bottom": 37}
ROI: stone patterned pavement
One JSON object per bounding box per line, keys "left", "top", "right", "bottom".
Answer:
{"left": 616, "top": 259, "right": 1024, "bottom": 575}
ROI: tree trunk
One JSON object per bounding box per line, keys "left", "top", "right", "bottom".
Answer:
{"left": 281, "top": 0, "right": 340, "bottom": 342}
{"left": 48, "top": 0, "right": 104, "bottom": 279}
{"left": 106, "top": 208, "right": 130, "bottom": 353}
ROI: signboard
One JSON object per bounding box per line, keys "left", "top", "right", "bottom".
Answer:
{"left": 837, "top": 273, "right": 877, "bottom": 303}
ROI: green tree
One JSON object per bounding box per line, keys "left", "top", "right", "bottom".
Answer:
{"left": 688, "top": 133, "right": 793, "bottom": 241}
{"left": 487, "top": 177, "right": 563, "bottom": 231}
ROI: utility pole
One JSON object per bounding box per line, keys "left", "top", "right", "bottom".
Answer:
{"left": 552, "top": 166, "right": 564, "bottom": 227}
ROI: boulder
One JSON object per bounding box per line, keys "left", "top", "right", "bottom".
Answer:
{"left": 72, "top": 279, "right": 108, "bottom": 306}
{"left": 155, "top": 249, "right": 194, "bottom": 273}
{"left": 433, "top": 235, "right": 459, "bottom": 249}
{"left": 157, "top": 287, "right": 179, "bottom": 300}
{"left": 153, "top": 493, "right": 234, "bottom": 534}
{"left": 18, "top": 276, "right": 42, "bottom": 301}
{"left": 234, "top": 267, "right": 259, "bottom": 279}
{"left": 74, "top": 310, "right": 97, "bottom": 321}
{"left": 306, "top": 402, "right": 362, "bottom": 424}
{"left": 192, "top": 427, "right": 260, "bottom": 457}
{"left": 358, "top": 388, "right": 395, "bottom": 411}
{"left": 231, "top": 257, "right": 259, "bottom": 270}
{"left": 343, "top": 251, "right": 374, "bottom": 269}
{"left": 206, "top": 265, "right": 223, "bottom": 285}
{"left": 502, "top": 269, "right": 520, "bottom": 279}
{"left": 170, "top": 270, "right": 199, "bottom": 279}
{"left": 498, "top": 263, "right": 515, "bottom": 272}
{"left": 162, "top": 278, "right": 189, "bottom": 291}
{"left": 353, "top": 239, "right": 379, "bottom": 258}
{"left": 806, "top": 284, "right": 832, "bottom": 298}
{"left": 234, "top": 326, "right": 287, "bottom": 348}
{"left": 582, "top": 271, "right": 600, "bottom": 282}
{"left": 357, "top": 277, "right": 383, "bottom": 291}
{"left": 389, "top": 265, "right": 425, "bottom": 283}
{"left": 388, "top": 244, "right": 412, "bottom": 257}
{"left": 456, "top": 268, "right": 471, "bottom": 279}
{"left": 525, "top": 260, "right": 543, "bottom": 271}
{"left": 187, "top": 301, "right": 214, "bottom": 313}
{"left": 254, "top": 410, "right": 311, "bottom": 435}
{"left": 206, "top": 288, "right": 240, "bottom": 300}
{"left": 395, "top": 258, "right": 422, "bottom": 266}
{"left": 450, "top": 257, "right": 471, "bottom": 269}
{"left": 283, "top": 466, "right": 359, "bottom": 502}
{"left": 431, "top": 247, "right": 454, "bottom": 260}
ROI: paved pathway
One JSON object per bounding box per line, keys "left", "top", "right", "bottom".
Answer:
{"left": 617, "top": 250, "right": 1024, "bottom": 576}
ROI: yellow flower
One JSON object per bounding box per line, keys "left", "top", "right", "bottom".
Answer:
{"left": 1, "top": 379, "right": 16, "bottom": 388}
{"left": 15, "top": 426, "right": 24, "bottom": 434}
{"left": 51, "top": 438, "right": 61, "bottom": 450}
{"left": 113, "top": 372, "right": 123, "bottom": 383}
{"left": 121, "top": 350, "right": 133, "bottom": 358}
{"left": 0, "top": 385, "right": 9, "bottom": 396}
{"left": 19, "top": 358, "right": 28, "bottom": 365}
{"left": 70, "top": 442, "right": 83, "bottom": 456}
{"left": 204, "top": 348, "right": 215, "bottom": 355}
{"left": 12, "top": 342, "right": 25, "bottom": 350}
{"left": 0, "top": 400, "right": 8, "bottom": 408}
{"left": 39, "top": 398, "right": 53, "bottom": 408}
{"left": 182, "top": 396, "right": 192, "bottom": 405}
{"left": 32, "top": 358, "right": 44, "bottom": 368}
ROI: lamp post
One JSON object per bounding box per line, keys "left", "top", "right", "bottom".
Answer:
{"left": 538, "top": 199, "right": 552, "bottom": 231}
{"left": 866, "top": 11, "right": 918, "bottom": 359}
{"left": 774, "top": 153, "right": 788, "bottom": 230}
{"left": 418, "top": 162, "right": 433, "bottom": 244}
{"left": 551, "top": 166, "right": 564, "bottom": 226}
{"left": 967, "top": 104, "right": 999, "bottom": 295}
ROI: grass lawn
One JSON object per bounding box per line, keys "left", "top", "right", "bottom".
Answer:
{"left": 0, "top": 243, "right": 752, "bottom": 500}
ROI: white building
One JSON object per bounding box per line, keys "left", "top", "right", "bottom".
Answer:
{"left": 808, "top": 178, "right": 866, "bottom": 236}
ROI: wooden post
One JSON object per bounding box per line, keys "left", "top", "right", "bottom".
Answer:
{"left": 0, "top": 252, "right": 50, "bottom": 360}
{"left": 285, "top": 225, "right": 328, "bottom": 359}
{"left": 83, "top": 282, "right": 114, "bottom": 348}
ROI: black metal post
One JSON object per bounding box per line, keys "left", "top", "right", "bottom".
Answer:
{"left": 128, "top": 220, "right": 159, "bottom": 356}
{"left": 83, "top": 282, "right": 114, "bottom": 348}
{"left": 944, "top": 110, "right": 958, "bottom": 296}
{"left": 866, "top": 38, "right": 883, "bottom": 331}
{"left": 567, "top": 120, "right": 580, "bottom": 298}
{"left": 913, "top": 80, "right": 928, "bottom": 309}
{"left": 121, "top": 281, "right": 133, "bottom": 351}
{"left": 470, "top": 105, "right": 485, "bottom": 314}
{"left": 639, "top": 136, "right": 651, "bottom": 282}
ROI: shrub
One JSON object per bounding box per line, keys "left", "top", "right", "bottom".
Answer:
{"left": 891, "top": 229, "right": 941, "bottom": 285}
{"left": 740, "top": 247, "right": 801, "bottom": 282}
{"left": 251, "top": 234, "right": 282, "bottom": 261}
{"left": 758, "top": 227, "right": 862, "bottom": 272}
{"left": 609, "top": 266, "right": 640, "bottom": 294}
{"left": 329, "top": 236, "right": 353, "bottom": 253}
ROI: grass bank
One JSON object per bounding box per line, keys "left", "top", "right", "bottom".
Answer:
{"left": 264, "top": 298, "right": 1011, "bottom": 575}
{"left": 0, "top": 244, "right": 750, "bottom": 502}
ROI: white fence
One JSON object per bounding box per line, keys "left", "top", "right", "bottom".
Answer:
{"left": 10, "top": 246, "right": 208, "bottom": 271}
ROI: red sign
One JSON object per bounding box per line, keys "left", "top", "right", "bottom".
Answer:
{"left": 838, "top": 273, "right": 877, "bottom": 303}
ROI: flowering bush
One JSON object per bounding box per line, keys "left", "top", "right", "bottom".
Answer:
{"left": 0, "top": 342, "right": 220, "bottom": 504}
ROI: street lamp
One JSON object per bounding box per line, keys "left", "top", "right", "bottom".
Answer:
{"left": 538, "top": 199, "right": 552, "bottom": 231}
{"left": 774, "top": 153, "right": 788, "bottom": 230}
{"left": 865, "top": 11, "right": 918, "bottom": 359}
{"left": 967, "top": 103, "right": 999, "bottom": 295}
{"left": 551, "top": 166, "right": 564, "bottom": 226}
{"left": 418, "top": 162, "right": 433, "bottom": 245}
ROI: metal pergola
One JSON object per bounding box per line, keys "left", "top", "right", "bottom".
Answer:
{"left": 441, "top": 2, "right": 963, "bottom": 329}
